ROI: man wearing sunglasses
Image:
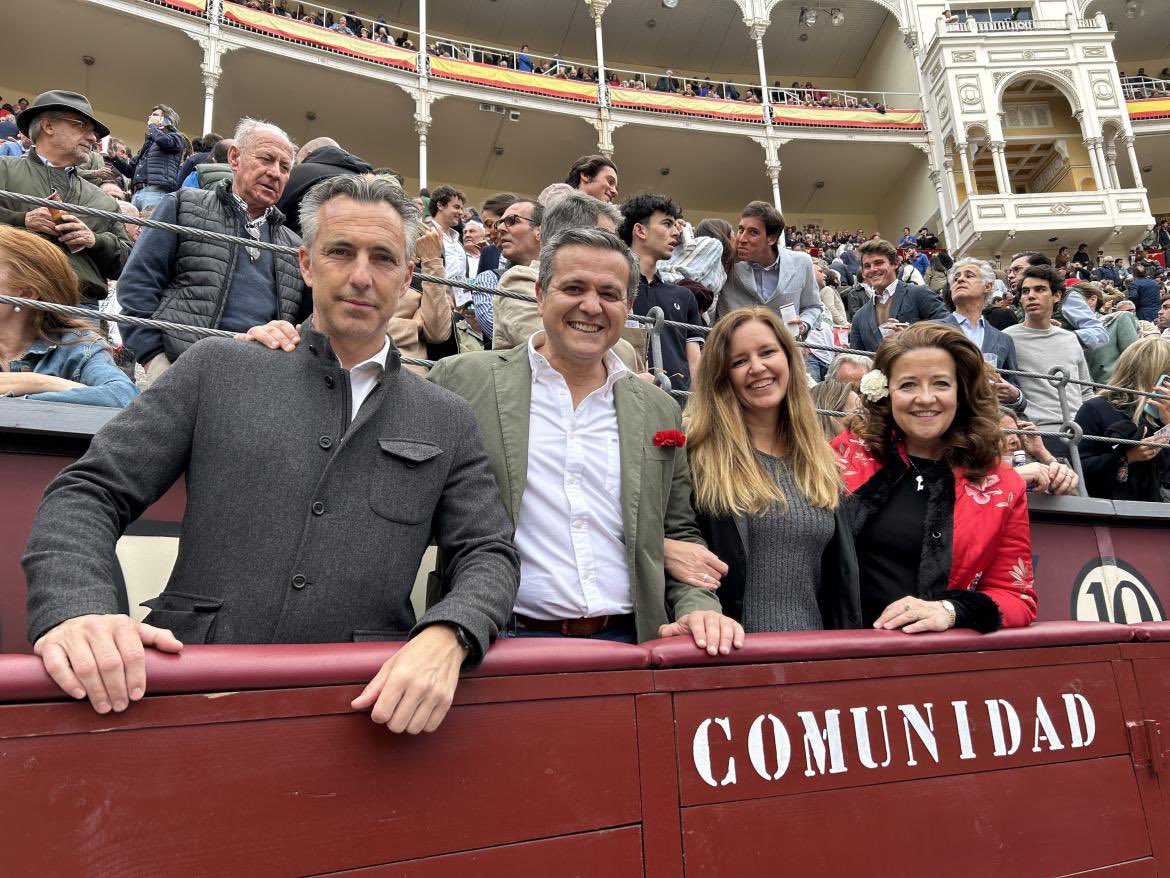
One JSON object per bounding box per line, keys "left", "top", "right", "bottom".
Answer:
{"left": 0, "top": 90, "right": 131, "bottom": 304}
{"left": 471, "top": 199, "right": 543, "bottom": 343}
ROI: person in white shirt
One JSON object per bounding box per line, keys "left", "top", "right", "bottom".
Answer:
{"left": 461, "top": 219, "right": 486, "bottom": 280}
{"left": 429, "top": 227, "right": 745, "bottom": 654}
{"left": 424, "top": 184, "right": 467, "bottom": 279}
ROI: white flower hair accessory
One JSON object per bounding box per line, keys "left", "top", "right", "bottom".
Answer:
{"left": 859, "top": 369, "right": 889, "bottom": 402}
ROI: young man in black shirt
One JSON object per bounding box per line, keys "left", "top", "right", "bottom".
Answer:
{"left": 619, "top": 194, "right": 704, "bottom": 391}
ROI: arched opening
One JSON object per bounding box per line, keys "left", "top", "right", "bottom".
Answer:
{"left": 990, "top": 75, "right": 1096, "bottom": 195}
{"left": 1101, "top": 120, "right": 1134, "bottom": 189}
{"left": 963, "top": 124, "right": 1000, "bottom": 196}
{"left": 759, "top": 0, "right": 919, "bottom": 112}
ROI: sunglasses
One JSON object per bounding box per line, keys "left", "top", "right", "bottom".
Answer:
{"left": 498, "top": 214, "right": 539, "bottom": 230}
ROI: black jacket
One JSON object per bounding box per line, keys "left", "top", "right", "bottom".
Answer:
{"left": 1075, "top": 396, "right": 1169, "bottom": 502}
{"left": 697, "top": 505, "right": 862, "bottom": 631}
{"left": 276, "top": 145, "right": 373, "bottom": 234}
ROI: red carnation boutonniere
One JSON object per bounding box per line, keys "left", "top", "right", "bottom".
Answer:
{"left": 653, "top": 429, "right": 687, "bottom": 448}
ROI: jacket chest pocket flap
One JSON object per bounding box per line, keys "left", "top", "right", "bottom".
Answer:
{"left": 370, "top": 438, "right": 445, "bottom": 524}
{"left": 140, "top": 591, "right": 224, "bottom": 644}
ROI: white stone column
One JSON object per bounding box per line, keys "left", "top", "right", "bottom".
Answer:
{"left": 989, "top": 141, "right": 1010, "bottom": 195}
{"left": 591, "top": 116, "right": 621, "bottom": 160}
{"left": 1083, "top": 137, "right": 1107, "bottom": 190}
{"left": 1104, "top": 143, "right": 1122, "bottom": 189}
{"left": 1123, "top": 135, "right": 1145, "bottom": 188}
{"left": 940, "top": 158, "right": 958, "bottom": 217}
{"left": 201, "top": 69, "right": 219, "bottom": 135}
{"left": 752, "top": 135, "right": 785, "bottom": 213}
{"left": 188, "top": 23, "right": 235, "bottom": 135}
{"left": 957, "top": 142, "right": 977, "bottom": 197}
{"left": 413, "top": 91, "right": 439, "bottom": 189}
{"left": 745, "top": 18, "right": 772, "bottom": 125}
{"left": 418, "top": 0, "right": 427, "bottom": 75}
{"left": 416, "top": 120, "right": 429, "bottom": 189}
{"left": 586, "top": 1, "right": 611, "bottom": 106}
{"left": 766, "top": 160, "right": 782, "bottom": 213}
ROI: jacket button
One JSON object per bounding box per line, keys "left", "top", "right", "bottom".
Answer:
{"left": 324, "top": 375, "right": 334, "bottom": 388}
{"left": 318, "top": 436, "right": 332, "bottom": 449}
{"left": 931, "top": 531, "right": 942, "bottom": 540}
{"left": 311, "top": 501, "right": 325, "bottom": 515}
{"left": 291, "top": 573, "right": 307, "bottom": 589}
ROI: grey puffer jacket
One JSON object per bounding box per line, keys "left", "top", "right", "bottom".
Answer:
{"left": 152, "top": 181, "right": 306, "bottom": 360}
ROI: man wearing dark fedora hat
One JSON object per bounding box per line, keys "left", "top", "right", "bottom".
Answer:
{"left": 0, "top": 90, "right": 131, "bottom": 304}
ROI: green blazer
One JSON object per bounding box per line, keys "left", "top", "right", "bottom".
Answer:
{"left": 428, "top": 343, "right": 722, "bottom": 642}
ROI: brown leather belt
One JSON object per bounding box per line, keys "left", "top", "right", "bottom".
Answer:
{"left": 515, "top": 613, "right": 635, "bottom": 637}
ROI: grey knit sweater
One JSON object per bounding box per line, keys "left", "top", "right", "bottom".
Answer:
{"left": 742, "top": 453, "right": 835, "bottom": 632}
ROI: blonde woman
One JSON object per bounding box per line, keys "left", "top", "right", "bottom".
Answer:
{"left": 681, "top": 306, "right": 861, "bottom": 632}
{"left": 810, "top": 378, "right": 860, "bottom": 441}
{"left": 0, "top": 226, "right": 137, "bottom": 408}
{"left": 1074, "top": 337, "right": 1170, "bottom": 501}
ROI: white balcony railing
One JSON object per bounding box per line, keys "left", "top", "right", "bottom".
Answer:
{"left": 936, "top": 13, "right": 1106, "bottom": 41}
{"left": 951, "top": 188, "right": 1152, "bottom": 252}
{"left": 1123, "top": 77, "right": 1170, "bottom": 101}
{"left": 129, "top": 0, "right": 926, "bottom": 130}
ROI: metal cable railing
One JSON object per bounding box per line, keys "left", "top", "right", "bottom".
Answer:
{"left": 3, "top": 188, "right": 1168, "bottom": 482}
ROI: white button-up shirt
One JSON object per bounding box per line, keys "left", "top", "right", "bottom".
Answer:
{"left": 344, "top": 335, "right": 390, "bottom": 422}
{"left": 440, "top": 225, "right": 467, "bottom": 279}
{"left": 513, "top": 333, "right": 632, "bottom": 620}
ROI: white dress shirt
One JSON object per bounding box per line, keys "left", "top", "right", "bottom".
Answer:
{"left": 440, "top": 226, "right": 467, "bottom": 279}
{"left": 344, "top": 335, "right": 391, "bottom": 421}
{"left": 513, "top": 333, "right": 632, "bottom": 620}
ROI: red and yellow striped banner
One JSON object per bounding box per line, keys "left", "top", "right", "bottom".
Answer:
{"left": 608, "top": 87, "right": 923, "bottom": 128}
{"left": 1127, "top": 97, "right": 1170, "bottom": 119}
{"left": 428, "top": 56, "right": 599, "bottom": 103}
{"left": 222, "top": 2, "right": 417, "bottom": 70}
{"left": 158, "top": 0, "right": 206, "bottom": 12}
{"left": 771, "top": 105, "right": 923, "bottom": 128}
{"left": 608, "top": 87, "right": 765, "bottom": 122}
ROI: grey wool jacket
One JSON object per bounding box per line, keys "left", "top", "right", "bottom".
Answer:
{"left": 23, "top": 323, "right": 520, "bottom": 661}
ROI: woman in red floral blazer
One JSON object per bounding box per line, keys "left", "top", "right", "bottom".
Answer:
{"left": 830, "top": 322, "right": 1037, "bottom": 632}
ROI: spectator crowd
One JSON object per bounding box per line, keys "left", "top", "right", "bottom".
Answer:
{"left": 3, "top": 86, "right": 1170, "bottom": 732}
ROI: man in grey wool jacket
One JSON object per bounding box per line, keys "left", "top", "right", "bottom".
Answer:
{"left": 23, "top": 174, "right": 520, "bottom": 735}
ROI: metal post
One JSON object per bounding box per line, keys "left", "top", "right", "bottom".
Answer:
{"left": 647, "top": 306, "right": 672, "bottom": 394}
{"left": 593, "top": 8, "right": 608, "bottom": 107}
{"left": 418, "top": 0, "right": 427, "bottom": 76}
{"left": 1048, "top": 366, "right": 1089, "bottom": 497}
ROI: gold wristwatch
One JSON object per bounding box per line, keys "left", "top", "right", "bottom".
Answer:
{"left": 940, "top": 599, "right": 956, "bottom": 628}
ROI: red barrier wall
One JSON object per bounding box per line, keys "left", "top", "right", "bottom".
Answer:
{"left": 3, "top": 625, "right": 1168, "bottom": 876}
{"left": 4, "top": 445, "right": 1168, "bottom": 651}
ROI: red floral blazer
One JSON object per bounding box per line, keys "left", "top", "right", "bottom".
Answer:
{"left": 831, "top": 432, "right": 1038, "bottom": 628}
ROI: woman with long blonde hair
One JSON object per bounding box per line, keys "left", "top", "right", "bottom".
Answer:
{"left": 680, "top": 306, "right": 861, "bottom": 632}
{"left": 0, "top": 226, "right": 137, "bottom": 407}
{"left": 1074, "top": 336, "right": 1170, "bottom": 501}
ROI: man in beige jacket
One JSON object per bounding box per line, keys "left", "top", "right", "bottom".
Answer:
{"left": 390, "top": 226, "right": 453, "bottom": 374}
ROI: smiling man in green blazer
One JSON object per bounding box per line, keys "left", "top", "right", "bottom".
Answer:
{"left": 429, "top": 227, "right": 743, "bottom": 654}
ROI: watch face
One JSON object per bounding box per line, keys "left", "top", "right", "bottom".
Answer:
{"left": 662, "top": 0, "right": 679, "bottom": 7}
